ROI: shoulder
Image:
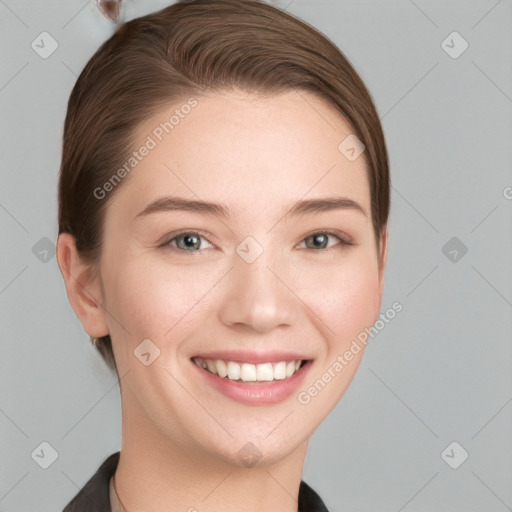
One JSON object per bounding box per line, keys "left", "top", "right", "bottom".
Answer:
{"left": 62, "top": 452, "right": 120, "bottom": 512}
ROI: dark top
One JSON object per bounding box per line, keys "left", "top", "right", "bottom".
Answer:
{"left": 62, "top": 451, "right": 330, "bottom": 511}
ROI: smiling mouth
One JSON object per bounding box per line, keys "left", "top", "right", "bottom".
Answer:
{"left": 192, "top": 357, "right": 307, "bottom": 383}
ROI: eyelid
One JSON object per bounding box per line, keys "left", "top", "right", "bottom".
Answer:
{"left": 297, "top": 229, "right": 355, "bottom": 249}
{"left": 158, "top": 228, "right": 355, "bottom": 252}
{"left": 158, "top": 229, "right": 216, "bottom": 250}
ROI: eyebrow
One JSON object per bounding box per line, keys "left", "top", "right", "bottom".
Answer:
{"left": 134, "top": 195, "right": 367, "bottom": 220}
{"left": 289, "top": 197, "right": 367, "bottom": 217}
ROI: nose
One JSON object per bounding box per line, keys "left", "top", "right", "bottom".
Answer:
{"left": 217, "top": 246, "right": 298, "bottom": 334}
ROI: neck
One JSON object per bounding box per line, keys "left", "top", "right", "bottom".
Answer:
{"left": 114, "top": 398, "right": 309, "bottom": 512}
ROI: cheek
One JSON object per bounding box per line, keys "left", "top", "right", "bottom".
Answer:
{"left": 298, "top": 254, "right": 381, "bottom": 343}
{"left": 101, "top": 254, "right": 223, "bottom": 342}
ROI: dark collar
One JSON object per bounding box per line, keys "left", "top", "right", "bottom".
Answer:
{"left": 62, "top": 452, "right": 329, "bottom": 512}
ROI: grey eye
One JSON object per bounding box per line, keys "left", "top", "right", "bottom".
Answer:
{"left": 304, "top": 233, "right": 330, "bottom": 249}
{"left": 175, "top": 233, "right": 203, "bottom": 251}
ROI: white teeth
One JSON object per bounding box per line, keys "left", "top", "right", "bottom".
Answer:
{"left": 195, "top": 358, "right": 304, "bottom": 382}
{"left": 274, "top": 361, "right": 287, "bottom": 380}
{"left": 216, "top": 359, "right": 227, "bottom": 378}
{"left": 206, "top": 359, "right": 217, "bottom": 375}
{"left": 256, "top": 363, "right": 274, "bottom": 382}
{"left": 240, "top": 363, "right": 257, "bottom": 382}
{"left": 227, "top": 361, "right": 240, "bottom": 380}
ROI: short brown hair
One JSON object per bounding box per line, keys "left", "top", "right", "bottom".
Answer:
{"left": 58, "top": 0, "right": 390, "bottom": 374}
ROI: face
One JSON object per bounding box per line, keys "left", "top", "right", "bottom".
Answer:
{"left": 81, "top": 89, "right": 386, "bottom": 467}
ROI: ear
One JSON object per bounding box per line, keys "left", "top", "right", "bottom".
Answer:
{"left": 56, "top": 232, "right": 109, "bottom": 338}
{"left": 377, "top": 227, "right": 388, "bottom": 299}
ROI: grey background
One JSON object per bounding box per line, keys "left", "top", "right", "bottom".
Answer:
{"left": 1, "top": 0, "right": 511, "bottom": 510}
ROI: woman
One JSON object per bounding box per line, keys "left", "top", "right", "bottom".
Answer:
{"left": 57, "top": 0, "right": 390, "bottom": 510}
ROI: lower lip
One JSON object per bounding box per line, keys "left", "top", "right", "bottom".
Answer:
{"left": 191, "top": 359, "right": 312, "bottom": 405}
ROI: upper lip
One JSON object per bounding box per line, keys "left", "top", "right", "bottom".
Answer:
{"left": 191, "top": 350, "right": 312, "bottom": 365}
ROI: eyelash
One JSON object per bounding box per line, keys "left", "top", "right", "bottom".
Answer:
{"left": 299, "top": 230, "right": 355, "bottom": 251}
{"left": 158, "top": 229, "right": 354, "bottom": 254}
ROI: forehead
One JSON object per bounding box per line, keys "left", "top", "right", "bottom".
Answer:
{"left": 110, "top": 89, "right": 370, "bottom": 221}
